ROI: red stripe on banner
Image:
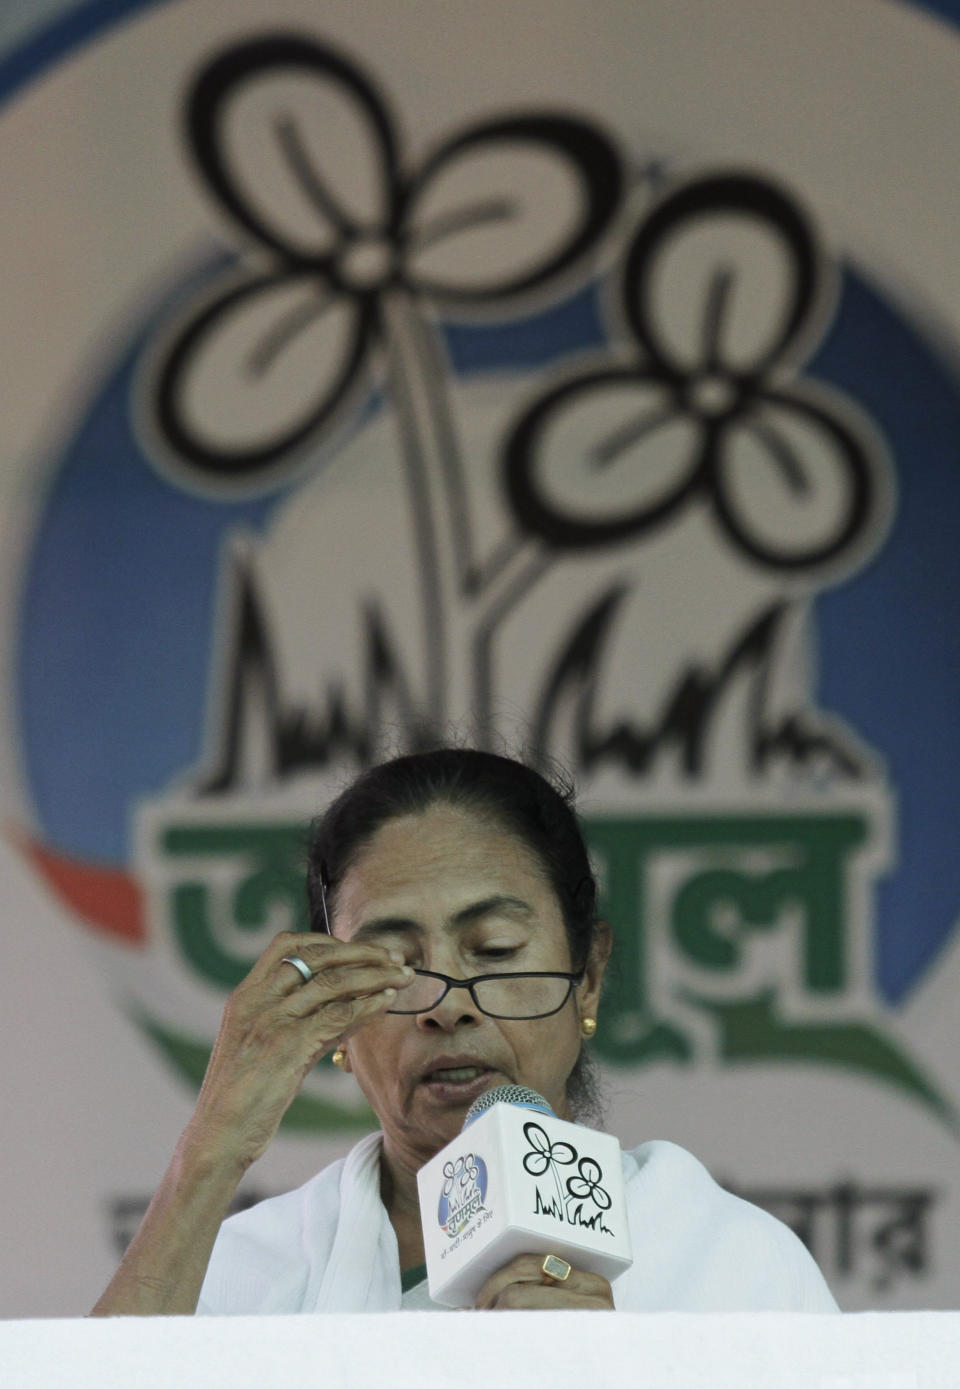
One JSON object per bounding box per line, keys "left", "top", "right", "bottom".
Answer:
{"left": 9, "top": 825, "right": 147, "bottom": 945}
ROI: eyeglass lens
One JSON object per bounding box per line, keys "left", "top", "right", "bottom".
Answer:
{"left": 386, "top": 971, "right": 575, "bottom": 1019}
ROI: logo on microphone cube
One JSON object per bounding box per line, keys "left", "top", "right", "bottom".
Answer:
{"left": 522, "top": 1120, "right": 616, "bottom": 1234}
{"left": 437, "top": 1151, "right": 489, "bottom": 1239}
{"left": 418, "top": 1102, "right": 632, "bottom": 1306}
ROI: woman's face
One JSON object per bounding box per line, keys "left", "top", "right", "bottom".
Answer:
{"left": 332, "top": 803, "right": 609, "bottom": 1174}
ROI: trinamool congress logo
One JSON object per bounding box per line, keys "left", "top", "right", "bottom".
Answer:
{"left": 438, "top": 1153, "right": 489, "bottom": 1239}
{"left": 7, "top": 10, "right": 960, "bottom": 1132}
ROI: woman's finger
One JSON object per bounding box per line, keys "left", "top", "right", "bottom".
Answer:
{"left": 474, "top": 1254, "right": 613, "bottom": 1311}
{"left": 247, "top": 931, "right": 405, "bottom": 998}
{"left": 286, "top": 962, "right": 415, "bottom": 1020}
{"left": 308, "top": 982, "right": 408, "bottom": 1041}
{"left": 482, "top": 1279, "right": 613, "bottom": 1310}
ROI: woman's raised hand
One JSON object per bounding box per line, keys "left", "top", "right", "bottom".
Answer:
{"left": 185, "top": 930, "right": 414, "bottom": 1172}
{"left": 91, "top": 930, "right": 412, "bottom": 1315}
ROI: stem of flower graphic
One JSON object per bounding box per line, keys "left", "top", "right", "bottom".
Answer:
{"left": 381, "top": 291, "right": 471, "bottom": 731}
{"left": 550, "top": 1158, "right": 567, "bottom": 1220}
{"left": 379, "top": 291, "right": 550, "bottom": 742}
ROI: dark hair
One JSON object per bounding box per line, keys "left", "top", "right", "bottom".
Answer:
{"left": 306, "top": 748, "right": 605, "bottom": 1123}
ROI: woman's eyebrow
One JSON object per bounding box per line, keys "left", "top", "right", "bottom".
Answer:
{"left": 352, "top": 895, "right": 533, "bottom": 941}
{"left": 450, "top": 895, "right": 534, "bottom": 926}
{"left": 351, "top": 917, "right": 422, "bottom": 942}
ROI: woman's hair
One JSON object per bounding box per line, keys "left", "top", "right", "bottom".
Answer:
{"left": 306, "top": 747, "right": 605, "bottom": 1123}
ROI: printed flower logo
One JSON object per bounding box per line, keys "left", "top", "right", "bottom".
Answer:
{"left": 522, "top": 1120, "right": 580, "bottom": 1220}
{"left": 151, "top": 33, "right": 620, "bottom": 483}
{"left": 565, "top": 1156, "right": 612, "bottom": 1211}
{"left": 145, "top": 31, "right": 621, "bottom": 728}
{"left": 442, "top": 1153, "right": 481, "bottom": 1197}
{"left": 521, "top": 1121, "right": 578, "bottom": 1177}
{"left": 504, "top": 172, "right": 891, "bottom": 576}
{"left": 438, "top": 1151, "right": 487, "bottom": 1237}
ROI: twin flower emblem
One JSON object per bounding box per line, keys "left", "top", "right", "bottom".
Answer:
{"left": 150, "top": 30, "right": 885, "bottom": 580}
{"left": 522, "top": 1121, "right": 612, "bottom": 1213}
{"left": 441, "top": 1153, "right": 482, "bottom": 1198}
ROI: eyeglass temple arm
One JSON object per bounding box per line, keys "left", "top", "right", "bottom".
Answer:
{"left": 319, "top": 862, "right": 333, "bottom": 934}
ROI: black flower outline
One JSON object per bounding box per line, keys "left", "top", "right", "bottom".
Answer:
{"left": 521, "top": 1121, "right": 577, "bottom": 1176}
{"left": 441, "top": 1153, "right": 481, "bottom": 1197}
{"left": 504, "top": 172, "right": 887, "bottom": 574}
{"left": 152, "top": 32, "right": 622, "bottom": 484}
{"left": 565, "top": 1156, "right": 612, "bottom": 1210}
{"left": 522, "top": 1120, "right": 580, "bottom": 1222}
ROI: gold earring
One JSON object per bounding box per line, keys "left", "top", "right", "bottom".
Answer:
{"left": 332, "top": 1048, "right": 347, "bottom": 1070}
{"left": 580, "top": 1017, "right": 597, "bottom": 1039}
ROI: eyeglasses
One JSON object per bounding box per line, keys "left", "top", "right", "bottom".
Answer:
{"left": 316, "top": 864, "right": 581, "bottom": 1020}
{"left": 386, "top": 967, "right": 584, "bottom": 1019}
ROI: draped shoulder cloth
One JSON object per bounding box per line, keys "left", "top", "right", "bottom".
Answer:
{"left": 198, "top": 1133, "right": 837, "bottom": 1314}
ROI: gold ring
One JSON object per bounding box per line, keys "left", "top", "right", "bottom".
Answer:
{"left": 540, "top": 1254, "right": 572, "bottom": 1284}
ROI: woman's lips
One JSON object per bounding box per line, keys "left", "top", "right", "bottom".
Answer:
{"left": 418, "top": 1064, "right": 497, "bottom": 1104}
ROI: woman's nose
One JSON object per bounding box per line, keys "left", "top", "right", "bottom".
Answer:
{"left": 415, "top": 977, "right": 484, "bottom": 1030}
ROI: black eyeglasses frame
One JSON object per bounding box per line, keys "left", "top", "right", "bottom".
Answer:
{"left": 317, "top": 865, "right": 583, "bottom": 1019}
{"left": 385, "top": 966, "right": 584, "bottom": 1018}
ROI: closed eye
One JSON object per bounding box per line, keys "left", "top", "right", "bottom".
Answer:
{"left": 474, "top": 945, "right": 522, "bottom": 963}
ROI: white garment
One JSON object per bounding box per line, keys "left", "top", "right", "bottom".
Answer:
{"left": 198, "top": 1131, "right": 837, "bottom": 1314}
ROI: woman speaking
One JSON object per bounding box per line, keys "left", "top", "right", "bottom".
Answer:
{"left": 93, "top": 748, "right": 836, "bottom": 1314}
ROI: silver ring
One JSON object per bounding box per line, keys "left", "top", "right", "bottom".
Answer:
{"left": 280, "top": 955, "right": 314, "bottom": 985}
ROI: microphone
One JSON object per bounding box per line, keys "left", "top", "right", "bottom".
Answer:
{"left": 416, "top": 1084, "right": 633, "bottom": 1307}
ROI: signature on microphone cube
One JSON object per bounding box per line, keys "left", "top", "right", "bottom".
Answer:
{"left": 417, "top": 1103, "right": 633, "bottom": 1307}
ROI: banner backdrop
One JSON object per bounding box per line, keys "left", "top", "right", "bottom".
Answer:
{"left": 2, "top": 0, "right": 960, "bottom": 1316}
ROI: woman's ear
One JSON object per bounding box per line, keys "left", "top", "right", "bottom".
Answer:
{"left": 579, "top": 920, "right": 613, "bottom": 1023}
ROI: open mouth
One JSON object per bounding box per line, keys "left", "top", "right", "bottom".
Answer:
{"left": 418, "top": 1064, "right": 498, "bottom": 1100}
{"left": 423, "top": 1065, "right": 490, "bottom": 1084}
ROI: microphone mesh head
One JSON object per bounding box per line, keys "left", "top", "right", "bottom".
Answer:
{"left": 463, "top": 1084, "right": 554, "bottom": 1128}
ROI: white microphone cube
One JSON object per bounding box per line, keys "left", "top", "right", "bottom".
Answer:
{"left": 417, "top": 1102, "right": 632, "bottom": 1307}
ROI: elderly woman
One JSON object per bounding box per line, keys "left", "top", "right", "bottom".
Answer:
{"left": 93, "top": 748, "right": 836, "bottom": 1314}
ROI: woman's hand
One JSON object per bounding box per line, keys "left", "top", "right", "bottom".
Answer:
{"left": 91, "top": 930, "right": 412, "bottom": 1316}
{"left": 474, "top": 1255, "right": 614, "bottom": 1310}
{"left": 184, "top": 930, "right": 413, "bottom": 1173}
